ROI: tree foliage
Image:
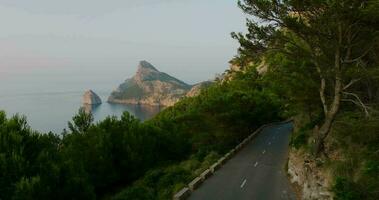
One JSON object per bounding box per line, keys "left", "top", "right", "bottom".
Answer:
{"left": 233, "top": 0, "right": 379, "bottom": 155}
{"left": 0, "top": 65, "right": 282, "bottom": 199}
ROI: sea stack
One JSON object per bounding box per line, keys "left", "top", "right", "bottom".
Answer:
{"left": 82, "top": 90, "right": 102, "bottom": 105}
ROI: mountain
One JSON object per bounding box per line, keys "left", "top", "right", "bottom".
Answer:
{"left": 108, "top": 61, "right": 193, "bottom": 106}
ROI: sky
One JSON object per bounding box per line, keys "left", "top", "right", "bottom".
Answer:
{"left": 0, "top": 0, "right": 246, "bottom": 84}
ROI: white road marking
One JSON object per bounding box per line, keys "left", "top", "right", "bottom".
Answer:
{"left": 254, "top": 162, "right": 258, "bottom": 167}
{"left": 268, "top": 142, "right": 271, "bottom": 145}
{"left": 240, "top": 179, "right": 247, "bottom": 188}
{"left": 262, "top": 150, "right": 266, "bottom": 154}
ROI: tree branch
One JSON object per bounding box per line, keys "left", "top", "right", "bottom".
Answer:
{"left": 342, "top": 45, "right": 374, "bottom": 64}
{"left": 315, "top": 65, "right": 328, "bottom": 115}
{"left": 342, "top": 92, "right": 371, "bottom": 117}
{"left": 343, "top": 79, "right": 361, "bottom": 90}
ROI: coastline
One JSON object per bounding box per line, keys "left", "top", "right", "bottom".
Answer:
{"left": 107, "top": 97, "right": 178, "bottom": 107}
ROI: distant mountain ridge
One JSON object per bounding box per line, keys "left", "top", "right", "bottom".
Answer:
{"left": 108, "top": 61, "right": 207, "bottom": 106}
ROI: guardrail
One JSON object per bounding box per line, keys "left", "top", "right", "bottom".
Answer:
{"left": 172, "top": 119, "right": 293, "bottom": 200}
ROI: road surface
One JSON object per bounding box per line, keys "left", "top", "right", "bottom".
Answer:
{"left": 189, "top": 123, "right": 296, "bottom": 200}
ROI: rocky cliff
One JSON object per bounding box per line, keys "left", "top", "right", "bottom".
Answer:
{"left": 186, "top": 81, "right": 213, "bottom": 97}
{"left": 108, "top": 61, "right": 193, "bottom": 107}
{"left": 82, "top": 90, "right": 102, "bottom": 105}
{"left": 288, "top": 149, "right": 333, "bottom": 200}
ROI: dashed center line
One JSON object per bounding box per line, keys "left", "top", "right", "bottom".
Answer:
{"left": 254, "top": 162, "right": 259, "bottom": 167}
{"left": 240, "top": 179, "right": 247, "bottom": 188}
{"left": 268, "top": 142, "right": 271, "bottom": 145}
{"left": 262, "top": 150, "right": 266, "bottom": 154}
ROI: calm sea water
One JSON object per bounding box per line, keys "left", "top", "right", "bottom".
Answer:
{"left": 0, "top": 68, "right": 162, "bottom": 133}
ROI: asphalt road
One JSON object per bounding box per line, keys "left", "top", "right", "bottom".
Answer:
{"left": 189, "top": 123, "right": 296, "bottom": 200}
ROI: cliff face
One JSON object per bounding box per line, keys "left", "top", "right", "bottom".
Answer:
{"left": 108, "top": 61, "right": 192, "bottom": 107}
{"left": 82, "top": 90, "right": 102, "bottom": 105}
{"left": 186, "top": 81, "right": 213, "bottom": 97}
{"left": 288, "top": 149, "right": 333, "bottom": 200}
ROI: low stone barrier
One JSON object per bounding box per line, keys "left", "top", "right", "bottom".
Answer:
{"left": 210, "top": 162, "right": 221, "bottom": 173}
{"left": 224, "top": 152, "right": 232, "bottom": 160}
{"left": 200, "top": 169, "right": 212, "bottom": 180}
{"left": 218, "top": 157, "right": 227, "bottom": 165}
{"left": 188, "top": 177, "right": 203, "bottom": 191}
{"left": 173, "top": 187, "right": 191, "bottom": 200}
{"left": 229, "top": 149, "right": 236, "bottom": 155}
{"left": 242, "top": 138, "right": 249, "bottom": 146}
{"left": 236, "top": 144, "right": 242, "bottom": 151}
{"left": 172, "top": 120, "right": 293, "bottom": 200}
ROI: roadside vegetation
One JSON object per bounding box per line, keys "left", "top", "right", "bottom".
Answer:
{"left": 0, "top": 65, "right": 282, "bottom": 200}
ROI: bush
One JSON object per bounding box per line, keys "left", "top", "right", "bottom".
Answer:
{"left": 333, "top": 177, "right": 363, "bottom": 200}
{"left": 330, "top": 112, "right": 379, "bottom": 200}
{"left": 290, "top": 130, "right": 309, "bottom": 149}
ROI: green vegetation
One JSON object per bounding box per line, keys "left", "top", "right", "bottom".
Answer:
{"left": 0, "top": 65, "right": 282, "bottom": 199}
{"left": 232, "top": 0, "right": 379, "bottom": 199}
{"left": 233, "top": 0, "right": 379, "bottom": 155}
{"left": 0, "top": 110, "right": 188, "bottom": 199}
{"left": 329, "top": 112, "right": 379, "bottom": 200}
{"left": 112, "top": 80, "right": 145, "bottom": 99}
{"left": 1, "top": 1, "right": 378, "bottom": 199}
{"left": 111, "top": 68, "right": 282, "bottom": 199}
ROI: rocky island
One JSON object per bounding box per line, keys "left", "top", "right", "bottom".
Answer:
{"left": 82, "top": 90, "right": 102, "bottom": 105}
{"left": 108, "top": 61, "right": 211, "bottom": 107}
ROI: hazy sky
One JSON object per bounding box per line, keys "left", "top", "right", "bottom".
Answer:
{"left": 0, "top": 0, "right": 246, "bottom": 83}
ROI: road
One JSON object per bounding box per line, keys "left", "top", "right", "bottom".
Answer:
{"left": 189, "top": 123, "right": 296, "bottom": 200}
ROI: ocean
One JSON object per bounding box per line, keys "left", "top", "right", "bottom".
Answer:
{"left": 0, "top": 68, "right": 162, "bottom": 133}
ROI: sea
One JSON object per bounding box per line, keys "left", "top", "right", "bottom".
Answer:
{"left": 0, "top": 68, "right": 162, "bottom": 133}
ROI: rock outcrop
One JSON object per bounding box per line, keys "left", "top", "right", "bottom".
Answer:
{"left": 288, "top": 149, "right": 333, "bottom": 200}
{"left": 82, "top": 90, "right": 102, "bottom": 105}
{"left": 186, "top": 81, "right": 213, "bottom": 97}
{"left": 108, "top": 61, "right": 192, "bottom": 107}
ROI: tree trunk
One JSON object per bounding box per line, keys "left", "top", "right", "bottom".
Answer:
{"left": 314, "top": 27, "right": 343, "bottom": 156}
{"left": 315, "top": 85, "right": 342, "bottom": 155}
{"left": 315, "top": 73, "right": 342, "bottom": 156}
